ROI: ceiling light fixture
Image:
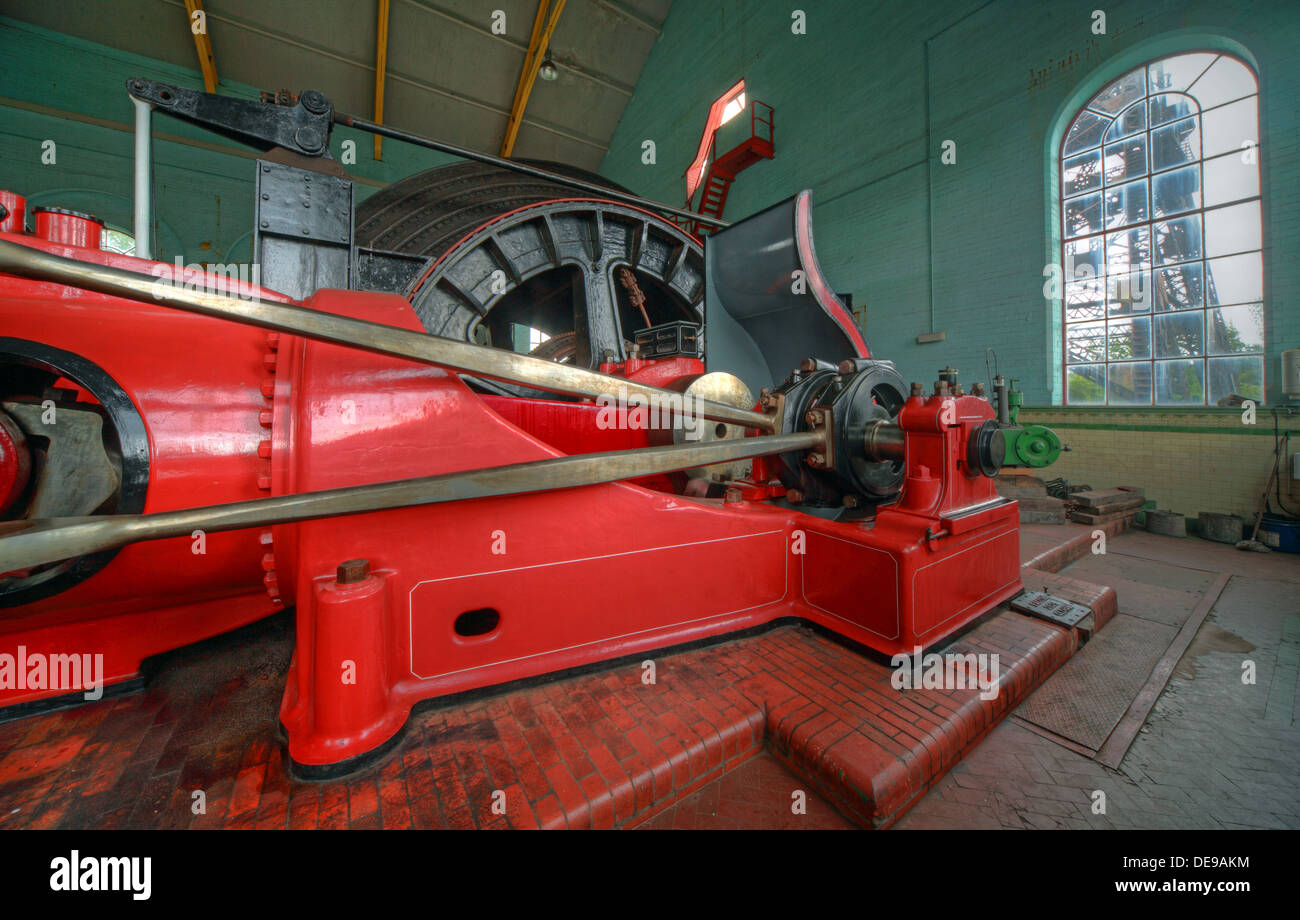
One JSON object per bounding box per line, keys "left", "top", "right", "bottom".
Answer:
{"left": 538, "top": 55, "right": 558, "bottom": 82}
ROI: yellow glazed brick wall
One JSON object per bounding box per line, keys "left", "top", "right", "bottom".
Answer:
{"left": 1019, "top": 409, "right": 1300, "bottom": 523}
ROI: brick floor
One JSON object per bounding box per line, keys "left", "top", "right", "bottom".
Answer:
{"left": 0, "top": 603, "right": 1074, "bottom": 829}
{"left": 638, "top": 752, "right": 854, "bottom": 829}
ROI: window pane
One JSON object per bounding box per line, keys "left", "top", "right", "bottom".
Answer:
{"left": 1066, "top": 277, "right": 1105, "bottom": 322}
{"left": 1153, "top": 311, "right": 1204, "bottom": 358}
{"left": 1104, "top": 137, "right": 1147, "bottom": 183}
{"left": 1108, "top": 270, "right": 1152, "bottom": 314}
{"left": 1149, "top": 93, "right": 1199, "bottom": 127}
{"left": 1155, "top": 359, "right": 1205, "bottom": 405}
{"left": 1067, "top": 321, "right": 1106, "bottom": 364}
{"left": 1148, "top": 53, "right": 1216, "bottom": 94}
{"left": 1207, "top": 355, "right": 1264, "bottom": 404}
{"left": 1106, "top": 227, "right": 1150, "bottom": 274}
{"left": 1064, "top": 192, "right": 1103, "bottom": 238}
{"left": 1153, "top": 214, "right": 1202, "bottom": 266}
{"left": 1108, "top": 362, "right": 1153, "bottom": 405}
{"left": 1067, "top": 364, "right": 1106, "bottom": 404}
{"left": 1104, "top": 179, "right": 1148, "bottom": 228}
{"left": 1151, "top": 117, "right": 1200, "bottom": 172}
{"left": 101, "top": 228, "right": 136, "bottom": 255}
{"left": 1108, "top": 316, "right": 1152, "bottom": 360}
{"left": 1063, "top": 150, "right": 1102, "bottom": 196}
{"left": 1064, "top": 110, "right": 1107, "bottom": 155}
{"left": 1206, "top": 304, "right": 1264, "bottom": 355}
{"left": 1204, "top": 200, "right": 1261, "bottom": 257}
{"left": 1151, "top": 165, "right": 1201, "bottom": 217}
{"left": 1105, "top": 102, "right": 1146, "bottom": 141}
{"left": 1092, "top": 69, "right": 1146, "bottom": 114}
{"left": 1201, "top": 97, "right": 1258, "bottom": 158}
{"left": 1064, "top": 236, "right": 1104, "bottom": 279}
{"left": 1203, "top": 151, "right": 1260, "bottom": 207}
{"left": 1188, "top": 56, "right": 1257, "bottom": 109}
{"left": 1153, "top": 263, "right": 1204, "bottom": 311}
{"left": 1204, "top": 252, "right": 1262, "bottom": 305}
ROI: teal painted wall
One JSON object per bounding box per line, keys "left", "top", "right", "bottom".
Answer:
{"left": 0, "top": 16, "right": 455, "bottom": 266}
{"left": 598, "top": 0, "right": 1300, "bottom": 405}
{"left": 2, "top": 7, "right": 1296, "bottom": 406}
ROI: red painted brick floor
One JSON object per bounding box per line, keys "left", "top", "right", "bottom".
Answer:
{"left": 0, "top": 610, "right": 1073, "bottom": 830}
{"left": 0, "top": 521, "right": 1115, "bottom": 830}
{"left": 639, "top": 752, "right": 854, "bottom": 829}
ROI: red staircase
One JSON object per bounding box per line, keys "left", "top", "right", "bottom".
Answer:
{"left": 678, "top": 100, "right": 774, "bottom": 237}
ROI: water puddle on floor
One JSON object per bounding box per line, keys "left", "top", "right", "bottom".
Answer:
{"left": 1174, "top": 625, "right": 1255, "bottom": 680}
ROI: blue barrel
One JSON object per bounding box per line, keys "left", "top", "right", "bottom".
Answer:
{"left": 1258, "top": 514, "right": 1300, "bottom": 553}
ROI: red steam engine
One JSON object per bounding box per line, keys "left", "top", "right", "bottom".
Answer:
{"left": 0, "top": 81, "right": 1019, "bottom": 776}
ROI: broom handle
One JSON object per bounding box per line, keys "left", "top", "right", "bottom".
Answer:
{"left": 1247, "top": 450, "right": 1282, "bottom": 543}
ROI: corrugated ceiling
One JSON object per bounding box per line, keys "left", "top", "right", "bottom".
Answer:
{"left": 5, "top": 0, "right": 673, "bottom": 171}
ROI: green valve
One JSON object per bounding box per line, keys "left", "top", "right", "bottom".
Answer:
{"left": 998, "top": 378, "right": 1063, "bottom": 468}
{"left": 1003, "top": 424, "right": 1063, "bottom": 468}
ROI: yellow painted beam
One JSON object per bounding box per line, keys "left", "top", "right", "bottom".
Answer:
{"left": 183, "top": 0, "right": 219, "bottom": 93}
{"left": 501, "top": 0, "right": 550, "bottom": 157}
{"left": 374, "top": 0, "right": 390, "bottom": 160}
{"left": 500, "top": 0, "right": 566, "bottom": 158}
{"left": 519, "top": 0, "right": 551, "bottom": 81}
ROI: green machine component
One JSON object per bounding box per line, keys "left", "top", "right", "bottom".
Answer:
{"left": 996, "top": 377, "right": 1063, "bottom": 468}
{"left": 1003, "top": 423, "right": 1063, "bottom": 467}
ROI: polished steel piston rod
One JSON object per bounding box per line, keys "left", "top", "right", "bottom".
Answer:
{"left": 0, "top": 431, "right": 822, "bottom": 572}
{"left": 0, "top": 240, "right": 774, "bottom": 432}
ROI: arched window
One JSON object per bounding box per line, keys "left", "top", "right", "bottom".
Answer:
{"left": 1060, "top": 53, "right": 1262, "bottom": 405}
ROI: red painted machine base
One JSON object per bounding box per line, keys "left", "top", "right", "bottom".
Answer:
{"left": 275, "top": 471, "right": 1021, "bottom": 776}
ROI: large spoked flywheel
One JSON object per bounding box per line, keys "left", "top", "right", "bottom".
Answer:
{"left": 355, "top": 162, "right": 705, "bottom": 391}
